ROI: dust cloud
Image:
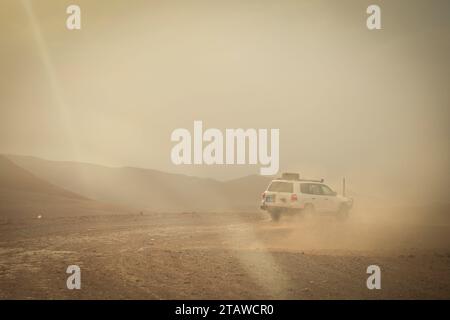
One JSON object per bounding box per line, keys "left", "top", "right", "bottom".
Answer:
{"left": 252, "top": 204, "right": 450, "bottom": 254}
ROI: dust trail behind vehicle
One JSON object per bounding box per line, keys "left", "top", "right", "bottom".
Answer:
{"left": 256, "top": 203, "right": 450, "bottom": 254}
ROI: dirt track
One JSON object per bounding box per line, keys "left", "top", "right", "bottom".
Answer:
{"left": 0, "top": 211, "right": 449, "bottom": 299}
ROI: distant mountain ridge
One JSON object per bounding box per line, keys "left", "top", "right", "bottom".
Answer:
{"left": 0, "top": 155, "right": 84, "bottom": 199}
{"left": 0, "top": 155, "right": 129, "bottom": 218}
{"left": 5, "top": 154, "right": 271, "bottom": 213}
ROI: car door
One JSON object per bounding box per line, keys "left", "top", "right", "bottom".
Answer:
{"left": 309, "top": 183, "right": 327, "bottom": 213}
{"left": 300, "top": 183, "right": 320, "bottom": 211}
{"left": 319, "top": 184, "right": 339, "bottom": 212}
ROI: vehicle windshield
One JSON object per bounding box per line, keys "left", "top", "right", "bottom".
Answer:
{"left": 268, "top": 181, "right": 293, "bottom": 193}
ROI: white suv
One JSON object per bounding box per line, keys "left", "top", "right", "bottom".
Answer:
{"left": 260, "top": 173, "right": 353, "bottom": 221}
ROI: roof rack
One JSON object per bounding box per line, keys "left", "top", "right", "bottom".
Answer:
{"left": 299, "top": 178, "right": 324, "bottom": 183}
{"left": 281, "top": 173, "right": 300, "bottom": 180}
{"left": 278, "top": 173, "right": 324, "bottom": 183}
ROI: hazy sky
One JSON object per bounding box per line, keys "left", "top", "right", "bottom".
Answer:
{"left": 0, "top": 0, "right": 449, "bottom": 202}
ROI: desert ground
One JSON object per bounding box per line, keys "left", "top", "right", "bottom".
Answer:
{"left": 1, "top": 210, "right": 449, "bottom": 299}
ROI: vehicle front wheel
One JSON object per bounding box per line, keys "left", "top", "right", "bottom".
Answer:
{"left": 336, "top": 205, "right": 349, "bottom": 221}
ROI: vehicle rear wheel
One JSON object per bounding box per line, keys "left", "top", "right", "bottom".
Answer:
{"left": 302, "top": 204, "right": 315, "bottom": 216}
{"left": 269, "top": 209, "right": 281, "bottom": 222}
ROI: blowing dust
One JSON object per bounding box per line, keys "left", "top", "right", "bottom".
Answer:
{"left": 251, "top": 204, "right": 450, "bottom": 254}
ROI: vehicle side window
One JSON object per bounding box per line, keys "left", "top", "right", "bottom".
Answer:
{"left": 300, "top": 183, "right": 311, "bottom": 194}
{"left": 320, "top": 185, "right": 334, "bottom": 196}
{"left": 310, "top": 184, "right": 323, "bottom": 195}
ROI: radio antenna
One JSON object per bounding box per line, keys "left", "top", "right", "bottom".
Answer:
{"left": 343, "top": 177, "right": 346, "bottom": 197}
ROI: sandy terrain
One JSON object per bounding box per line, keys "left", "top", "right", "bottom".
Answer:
{"left": 0, "top": 211, "right": 449, "bottom": 300}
